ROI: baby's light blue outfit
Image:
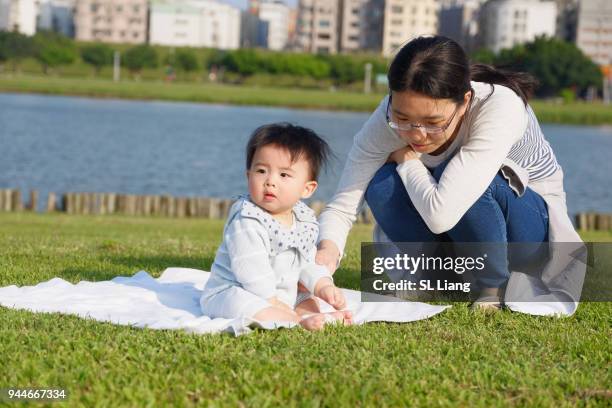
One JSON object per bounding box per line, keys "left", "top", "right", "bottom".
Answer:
{"left": 200, "top": 196, "right": 332, "bottom": 320}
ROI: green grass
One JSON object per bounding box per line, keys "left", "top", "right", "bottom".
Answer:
{"left": 2, "top": 74, "right": 612, "bottom": 125}
{"left": 0, "top": 212, "right": 610, "bottom": 406}
{"left": 0, "top": 74, "right": 383, "bottom": 112}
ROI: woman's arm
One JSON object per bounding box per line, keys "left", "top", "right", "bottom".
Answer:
{"left": 318, "top": 96, "right": 406, "bottom": 255}
{"left": 396, "top": 85, "right": 529, "bottom": 234}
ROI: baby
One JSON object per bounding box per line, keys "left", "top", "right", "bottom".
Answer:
{"left": 200, "top": 123, "right": 353, "bottom": 330}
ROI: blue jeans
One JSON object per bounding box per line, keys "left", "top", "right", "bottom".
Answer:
{"left": 365, "top": 162, "right": 549, "bottom": 289}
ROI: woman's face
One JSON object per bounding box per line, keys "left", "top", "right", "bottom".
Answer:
{"left": 388, "top": 89, "right": 471, "bottom": 155}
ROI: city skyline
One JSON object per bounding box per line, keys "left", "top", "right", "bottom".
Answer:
{"left": 224, "top": 0, "right": 297, "bottom": 9}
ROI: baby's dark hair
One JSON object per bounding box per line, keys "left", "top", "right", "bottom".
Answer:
{"left": 246, "top": 123, "right": 331, "bottom": 181}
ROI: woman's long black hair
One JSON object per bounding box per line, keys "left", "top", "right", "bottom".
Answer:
{"left": 387, "top": 36, "right": 537, "bottom": 105}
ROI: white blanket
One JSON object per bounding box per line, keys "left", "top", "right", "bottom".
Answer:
{"left": 0, "top": 268, "right": 450, "bottom": 336}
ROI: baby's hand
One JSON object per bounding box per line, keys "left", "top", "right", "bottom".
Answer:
{"left": 317, "top": 284, "right": 347, "bottom": 310}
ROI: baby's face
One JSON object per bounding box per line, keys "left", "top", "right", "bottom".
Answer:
{"left": 247, "top": 144, "right": 317, "bottom": 217}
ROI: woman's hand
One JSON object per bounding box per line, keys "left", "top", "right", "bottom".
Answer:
{"left": 316, "top": 240, "right": 341, "bottom": 274}
{"left": 388, "top": 145, "right": 417, "bottom": 164}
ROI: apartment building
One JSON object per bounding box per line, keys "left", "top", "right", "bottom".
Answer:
{"left": 339, "top": 0, "right": 364, "bottom": 52}
{"left": 0, "top": 0, "right": 37, "bottom": 35}
{"left": 297, "top": 0, "right": 341, "bottom": 54}
{"left": 439, "top": 0, "right": 486, "bottom": 52}
{"left": 149, "top": 0, "right": 240, "bottom": 49}
{"left": 575, "top": 0, "right": 612, "bottom": 66}
{"left": 382, "top": 0, "right": 439, "bottom": 57}
{"left": 479, "top": 0, "right": 557, "bottom": 53}
{"left": 257, "top": 0, "right": 289, "bottom": 50}
{"left": 74, "top": 0, "right": 148, "bottom": 44}
{"left": 37, "top": 0, "right": 75, "bottom": 37}
{"left": 554, "top": 0, "right": 578, "bottom": 42}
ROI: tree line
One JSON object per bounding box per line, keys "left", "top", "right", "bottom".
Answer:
{"left": 471, "top": 36, "right": 602, "bottom": 98}
{"left": 0, "top": 30, "right": 388, "bottom": 85}
{"left": 0, "top": 30, "right": 603, "bottom": 97}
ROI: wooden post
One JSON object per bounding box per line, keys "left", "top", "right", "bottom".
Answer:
{"left": 173, "top": 197, "right": 181, "bottom": 217}
{"left": 218, "top": 199, "right": 230, "bottom": 219}
{"left": 62, "top": 193, "right": 70, "bottom": 214}
{"left": 99, "top": 193, "right": 108, "bottom": 215}
{"left": 4, "top": 189, "right": 12, "bottom": 211}
{"left": 188, "top": 197, "right": 198, "bottom": 217}
{"left": 162, "top": 195, "right": 174, "bottom": 217}
{"left": 129, "top": 195, "right": 138, "bottom": 216}
{"left": 87, "top": 193, "right": 96, "bottom": 215}
{"left": 108, "top": 193, "right": 117, "bottom": 214}
{"left": 90, "top": 193, "right": 96, "bottom": 215}
{"left": 92, "top": 193, "right": 101, "bottom": 215}
{"left": 198, "top": 198, "right": 209, "bottom": 218}
{"left": 135, "top": 195, "right": 144, "bottom": 216}
{"left": 152, "top": 195, "right": 161, "bottom": 216}
{"left": 27, "top": 190, "right": 38, "bottom": 211}
{"left": 62, "top": 193, "right": 74, "bottom": 214}
{"left": 160, "top": 195, "right": 169, "bottom": 217}
{"left": 176, "top": 197, "right": 187, "bottom": 218}
{"left": 76, "top": 192, "right": 83, "bottom": 214}
{"left": 586, "top": 212, "right": 597, "bottom": 231}
{"left": 11, "top": 189, "right": 23, "bottom": 211}
{"left": 208, "top": 198, "right": 221, "bottom": 219}
{"left": 46, "top": 192, "right": 57, "bottom": 212}
{"left": 576, "top": 212, "right": 589, "bottom": 231}
{"left": 143, "top": 195, "right": 153, "bottom": 216}
{"left": 595, "top": 214, "right": 610, "bottom": 231}
{"left": 0, "top": 189, "right": 5, "bottom": 211}
{"left": 84, "top": 193, "right": 91, "bottom": 214}
{"left": 115, "top": 194, "right": 125, "bottom": 214}
{"left": 168, "top": 195, "right": 176, "bottom": 217}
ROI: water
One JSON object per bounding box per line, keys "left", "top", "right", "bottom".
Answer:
{"left": 0, "top": 92, "right": 610, "bottom": 215}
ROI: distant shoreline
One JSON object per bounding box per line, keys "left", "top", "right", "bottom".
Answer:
{"left": 2, "top": 74, "right": 612, "bottom": 125}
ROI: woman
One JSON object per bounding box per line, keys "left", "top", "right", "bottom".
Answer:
{"left": 314, "top": 36, "right": 583, "bottom": 312}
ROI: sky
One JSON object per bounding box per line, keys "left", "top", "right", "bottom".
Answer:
{"left": 222, "top": 0, "right": 298, "bottom": 9}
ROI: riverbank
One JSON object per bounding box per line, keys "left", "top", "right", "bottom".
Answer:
{"left": 1, "top": 74, "right": 612, "bottom": 125}
{"left": 1, "top": 212, "right": 610, "bottom": 405}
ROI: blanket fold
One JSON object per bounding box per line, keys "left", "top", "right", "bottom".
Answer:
{"left": 0, "top": 268, "right": 450, "bottom": 336}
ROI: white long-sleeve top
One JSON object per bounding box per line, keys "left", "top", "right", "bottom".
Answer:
{"left": 202, "top": 196, "right": 332, "bottom": 307}
{"left": 319, "top": 81, "right": 560, "bottom": 252}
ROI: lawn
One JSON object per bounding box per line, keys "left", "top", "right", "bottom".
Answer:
{"left": 2, "top": 74, "right": 612, "bottom": 125}
{"left": 0, "top": 212, "right": 610, "bottom": 406}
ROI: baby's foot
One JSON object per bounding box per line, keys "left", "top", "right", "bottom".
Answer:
{"left": 340, "top": 310, "right": 353, "bottom": 325}
{"left": 299, "top": 311, "right": 352, "bottom": 331}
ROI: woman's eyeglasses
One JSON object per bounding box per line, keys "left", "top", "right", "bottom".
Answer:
{"left": 386, "top": 96, "right": 460, "bottom": 136}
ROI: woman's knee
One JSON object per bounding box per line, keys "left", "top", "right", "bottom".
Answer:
{"left": 447, "top": 174, "right": 508, "bottom": 240}
{"left": 365, "top": 163, "right": 402, "bottom": 209}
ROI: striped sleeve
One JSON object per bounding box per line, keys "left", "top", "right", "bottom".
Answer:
{"left": 225, "top": 217, "right": 277, "bottom": 300}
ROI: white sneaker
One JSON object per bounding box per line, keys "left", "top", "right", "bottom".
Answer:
{"left": 471, "top": 287, "right": 504, "bottom": 311}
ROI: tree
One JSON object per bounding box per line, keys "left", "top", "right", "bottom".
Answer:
{"left": 174, "top": 49, "right": 199, "bottom": 72}
{"left": 477, "top": 36, "right": 602, "bottom": 97}
{"left": 81, "top": 43, "right": 114, "bottom": 75}
{"left": 33, "top": 31, "right": 77, "bottom": 74}
{"left": 470, "top": 48, "right": 496, "bottom": 65}
{"left": 0, "top": 33, "right": 8, "bottom": 64}
{"left": 220, "top": 49, "right": 261, "bottom": 75}
{"left": 0, "top": 31, "right": 35, "bottom": 71}
{"left": 324, "top": 55, "right": 366, "bottom": 84}
{"left": 123, "top": 45, "right": 158, "bottom": 75}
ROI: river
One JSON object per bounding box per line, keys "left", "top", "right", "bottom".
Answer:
{"left": 0, "top": 92, "right": 610, "bottom": 215}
